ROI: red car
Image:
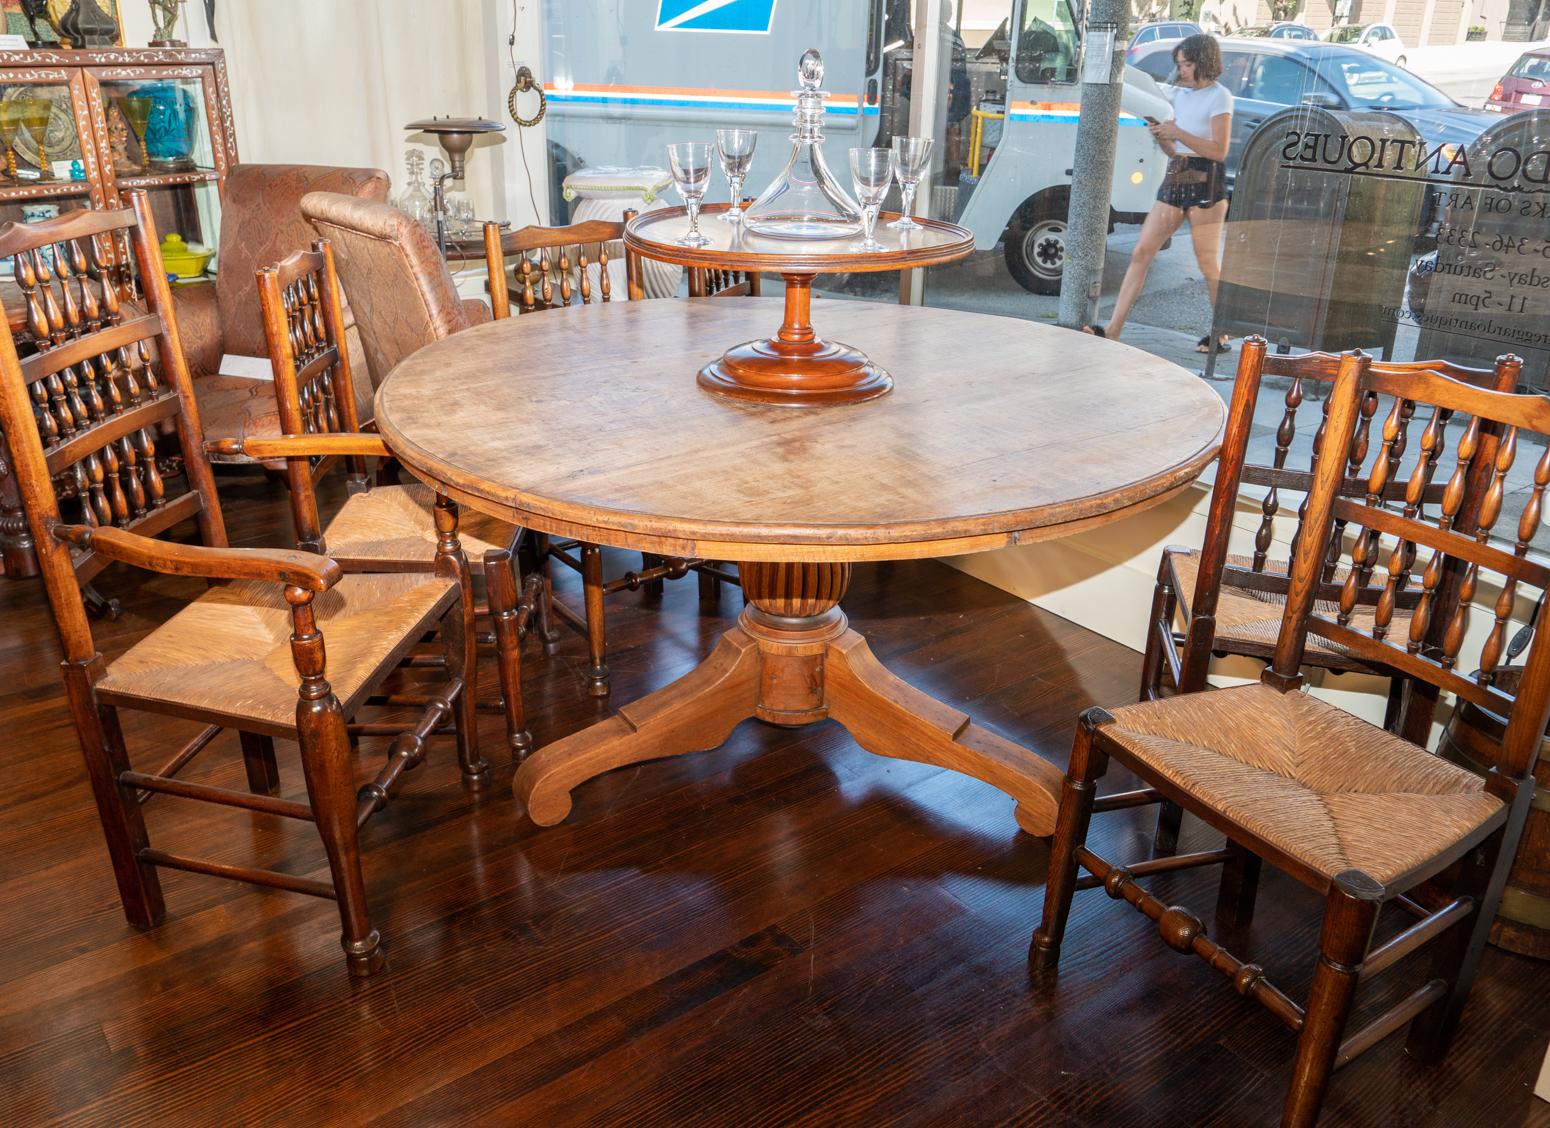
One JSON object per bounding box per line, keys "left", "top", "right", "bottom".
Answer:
{"left": 1486, "top": 48, "right": 1550, "bottom": 113}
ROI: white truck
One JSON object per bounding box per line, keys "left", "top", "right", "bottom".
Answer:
{"left": 540, "top": 0, "right": 1166, "bottom": 294}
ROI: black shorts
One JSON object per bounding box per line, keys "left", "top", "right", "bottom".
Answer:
{"left": 1157, "top": 156, "right": 1227, "bottom": 211}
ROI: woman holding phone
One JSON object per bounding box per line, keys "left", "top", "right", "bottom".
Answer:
{"left": 1086, "top": 34, "right": 1233, "bottom": 353}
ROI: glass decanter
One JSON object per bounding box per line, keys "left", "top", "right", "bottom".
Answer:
{"left": 395, "top": 149, "right": 431, "bottom": 227}
{"left": 743, "top": 49, "right": 862, "bottom": 239}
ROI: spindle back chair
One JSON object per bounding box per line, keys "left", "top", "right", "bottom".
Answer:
{"left": 1037, "top": 350, "right": 1550, "bottom": 1126}
{"left": 485, "top": 216, "right": 642, "bottom": 317}
{"left": 1142, "top": 341, "right": 1522, "bottom": 852}
{"left": 481, "top": 217, "right": 742, "bottom": 696}
{"left": 0, "top": 195, "right": 484, "bottom": 977}
{"left": 210, "top": 240, "right": 539, "bottom": 754}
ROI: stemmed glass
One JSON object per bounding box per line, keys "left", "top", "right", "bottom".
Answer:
{"left": 714, "top": 128, "right": 757, "bottom": 224}
{"left": 115, "top": 95, "right": 152, "bottom": 173}
{"left": 0, "top": 103, "right": 20, "bottom": 183}
{"left": 848, "top": 147, "right": 892, "bottom": 252}
{"left": 115, "top": 95, "right": 151, "bottom": 174}
{"left": 666, "top": 141, "right": 713, "bottom": 247}
{"left": 19, "top": 97, "right": 53, "bottom": 182}
{"left": 888, "top": 135, "right": 932, "bottom": 230}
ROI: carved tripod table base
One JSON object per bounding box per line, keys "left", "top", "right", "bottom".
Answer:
{"left": 512, "top": 562, "right": 1064, "bottom": 834}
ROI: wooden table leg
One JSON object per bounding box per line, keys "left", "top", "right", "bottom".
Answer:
{"left": 512, "top": 561, "right": 1063, "bottom": 834}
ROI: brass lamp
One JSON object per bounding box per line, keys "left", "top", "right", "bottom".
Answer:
{"left": 404, "top": 116, "right": 505, "bottom": 255}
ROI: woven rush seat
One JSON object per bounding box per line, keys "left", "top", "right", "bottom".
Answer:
{"left": 321, "top": 481, "right": 518, "bottom": 566}
{"left": 1167, "top": 548, "right": 1415, "bottom": 662}
{"left": 96, "top": 572, "right": 457, "bottom": 731}
{"left": 1099, "top": 683, "right": 1504, "bottom": 888}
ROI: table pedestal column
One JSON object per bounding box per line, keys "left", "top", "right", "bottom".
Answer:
{"left": 513, "top": 561, "right": 1062, "bottom": 833}
{"left": 696, "top": 275, "right": 894, "bottom": 407}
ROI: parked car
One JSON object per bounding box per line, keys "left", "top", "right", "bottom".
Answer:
{"left": 1125, "top": 20, "right": 1201, "bottom": 62}
{"left": 1485, "top": 47, "right": 1550, "bottom": 113}
{"left": 1237, "top": 23, "right": 1318, "bottom": 40}
{"left": 1321, "top": 23, "right": 1407, "bottom": 67}
{"left": 1129, "top": 39, "right": 1494, "bottom": 189}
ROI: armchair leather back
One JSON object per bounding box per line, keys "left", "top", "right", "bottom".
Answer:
{"left": 301, "top": 192, "right": 488, "bottom": 392}
{"left": 214, "top": 164, "right": 389, "bottom": 358}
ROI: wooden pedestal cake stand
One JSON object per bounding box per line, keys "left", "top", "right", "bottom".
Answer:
{"left": 624, "top": 204, "right": 974, "bottom": 406}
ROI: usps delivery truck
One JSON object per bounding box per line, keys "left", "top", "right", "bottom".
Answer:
{"left": 541, "top": 0, "right": 1165, "bottom": 294}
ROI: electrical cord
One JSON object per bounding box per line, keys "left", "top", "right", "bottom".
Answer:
{"left": 507, "top": 0, "right": 544, "bottom": 223}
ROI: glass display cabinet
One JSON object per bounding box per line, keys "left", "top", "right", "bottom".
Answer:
{"left": 0, "top": 47, "right": 234, "bottom": 251}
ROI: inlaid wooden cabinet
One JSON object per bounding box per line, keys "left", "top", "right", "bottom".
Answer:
{"left": 0, "top": 46, "right": 235, "bottom": 247}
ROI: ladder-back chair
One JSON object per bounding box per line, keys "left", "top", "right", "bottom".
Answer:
{"left": 1143, "top": 341, "right": 1522, "bottom": 852}
{"left": 0, "top": 195, "right": 485, "bottom": 977}
{"left": 209, "top": 239, "right": 542, "bottom": 755}
{"left": 1037, "top": 350, "right": 1550, "bottom": 1126}
{"left": 483, "top": 217, "right": 741, "bottom": 696}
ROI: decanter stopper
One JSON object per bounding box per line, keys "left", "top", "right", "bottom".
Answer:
{"left": 798, "top": 48, "right": 823, "bottom": 89}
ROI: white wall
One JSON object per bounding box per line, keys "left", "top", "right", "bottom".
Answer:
{"left": 129, "top": 0, "right": 551, "bottom": 228}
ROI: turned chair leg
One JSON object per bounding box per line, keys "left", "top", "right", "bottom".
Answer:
{"left": 297, "top": 697, "right": 382, "bottom": 977}
{"left": 1214, "top": 837, "right": 1262, "bottom": 929}
{"left": 642, "top": 552, "right": 666, "bottom": 597}
{"left": 531, "top": 534, "right": 562, "bottom": 644}
{"left": 69, "top": 669, "right": 165, "bottom": 928}
{"left": 1406, "top": 829, "right": 1511, "bottom": 1064}
{"left": 1282, "top": 869, "right": 1382, "bottom": 1128}
{"left": 442, "top": 599, "right": 489, "bottom": 789}
{"left": 484, "top": 548, "right": 532, "bottom": 758}
{"left": 238, "top": 731, "right": 281, "bottom": 797}
{"left": 1152, "top": 802, "right": 1185, "bottom": 858}
{"left": 698, "top": 565, "right": 721, "bottom": 606}
{"left": 1032, "top": 706, "right": 1112, "bottom": 971}
{"left": 581, "top": 542, "right": 609, "bottom": 696}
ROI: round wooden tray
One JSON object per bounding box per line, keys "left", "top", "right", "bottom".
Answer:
{"left": 624, "top": 205, "right": 975, "bottom": 407}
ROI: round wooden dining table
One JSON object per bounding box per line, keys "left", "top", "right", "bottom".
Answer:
{"left": 374, "top": 297, "right": 1226, "bottom": 836}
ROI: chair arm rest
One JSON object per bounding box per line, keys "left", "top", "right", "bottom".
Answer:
{"left": 206, "top": 433, "right": 392, "bottom": 460}
{"left": 52, "top": 524, "right": 341, "bottom": 592}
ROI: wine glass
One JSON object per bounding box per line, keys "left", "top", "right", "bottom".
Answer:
{"left": 666, "top": 141, "right": 713, "bottom": 248}
{"left": 19, "top": 97, "right": 53, "bottom": 182}
{"left": 115, "top": 95, "right": 152, "bottom": 173}
{"left": 889, "top": 135, "right": 933, "bottom": 230}
{"left": 848, "top": 147, "right": 892, "bottom": 252}
{"left": 714, "top": 128, "right": 757, "bottom": 224}
{"left": 0, "top": 103, "right": 20, "bottom": 183}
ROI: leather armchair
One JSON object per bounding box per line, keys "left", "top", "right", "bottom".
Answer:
{"left": 179, "top": 164, "right": 390, "bottom": 460}
{"left": 298, "top": 191, "right": 491, "bottom": 394}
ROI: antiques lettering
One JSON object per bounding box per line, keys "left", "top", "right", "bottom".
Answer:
{"left": 1280, "top": 129, "right": 1550, "bottom": 191}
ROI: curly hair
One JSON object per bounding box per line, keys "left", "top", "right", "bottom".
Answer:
{"left": 1173, "top": 34, "right": 1223, "bottom": 82}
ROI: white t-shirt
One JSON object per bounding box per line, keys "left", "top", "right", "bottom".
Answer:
{"left": 1165, "top": 81, "right": 1232, "bottom": 158}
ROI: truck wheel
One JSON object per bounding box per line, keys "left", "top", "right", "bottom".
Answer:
{"left": 1004, "top": 191, "right": 1069, "bottom": 295}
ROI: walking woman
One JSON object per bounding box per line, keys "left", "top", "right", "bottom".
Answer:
{"left": 1087, "top": 34, "right": 1233, "bottom": 352}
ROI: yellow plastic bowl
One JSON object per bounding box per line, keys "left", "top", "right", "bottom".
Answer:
{"left": 159, "top": 233, "right": 213, "bottom": 280}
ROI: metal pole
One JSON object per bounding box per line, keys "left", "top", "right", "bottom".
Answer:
{"left": 1056, "top": 2, "right": 1130, "bottom": 330}
{"left": 899, "top": 0, "right": 945, "bottom": 306}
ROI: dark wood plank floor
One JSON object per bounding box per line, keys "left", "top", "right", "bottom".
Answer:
{"left": 2, "top": 470, "right": 1548, "bottom": 1127}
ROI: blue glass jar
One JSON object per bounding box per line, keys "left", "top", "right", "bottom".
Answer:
{"left": 132, "top": 82, "right": 196, "bottom": 171}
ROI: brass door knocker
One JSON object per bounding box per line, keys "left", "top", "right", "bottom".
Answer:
{"left": 507, "top": 66, "right": 546, "bottom": 128}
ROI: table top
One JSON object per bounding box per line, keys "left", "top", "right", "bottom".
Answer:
{"left": 624, "top": 205, "right": 974, "bottom": 276}
{"left": 375, "top": 299, "right": 1225, "bottom": 563}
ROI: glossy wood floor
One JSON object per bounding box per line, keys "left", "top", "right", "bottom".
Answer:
{"left": 3, "top": 471, "right": 1548, "bottom": 1127}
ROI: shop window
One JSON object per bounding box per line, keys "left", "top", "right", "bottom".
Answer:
{"left": 1015, "top": 0, "right": 1079, "bottom": 85}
